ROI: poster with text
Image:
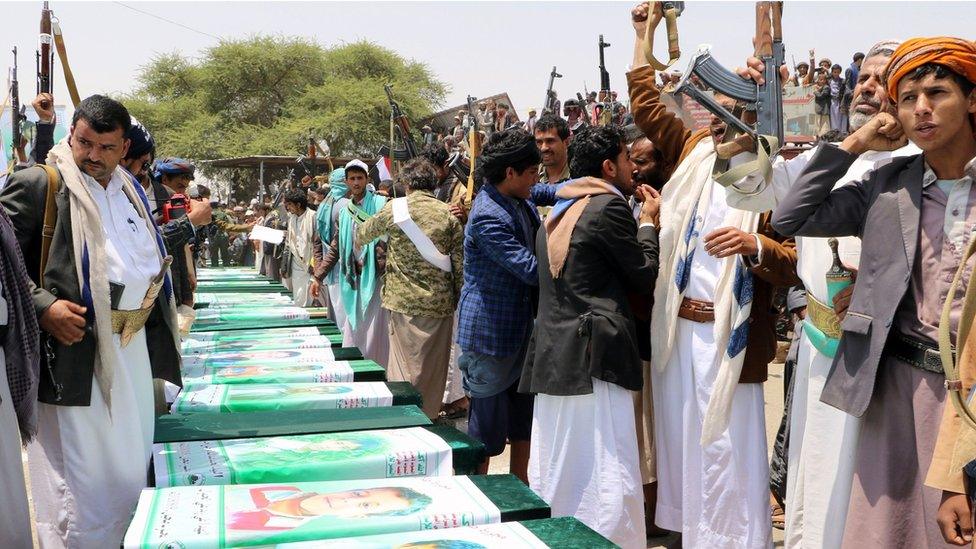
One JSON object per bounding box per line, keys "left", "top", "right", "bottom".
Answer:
{"left": 194, "top": 307, "right": 315, "bottom": 326}
{"left": 181, "top": 360, "right": 354, "bottom": 386}
{"left": 171, "top": 382, "right": 394, "bottom": 413}
{"left": 123, "top": 476, "right": 500, "bottom": 548}
{"left": 183, "top": 348, "right": 338, "bottom": 369}
{"left": 182, "top": 327, "right": 328, "bottom": 355}
{"left": 153, "top": 427, "right": 453, "bottom": 487}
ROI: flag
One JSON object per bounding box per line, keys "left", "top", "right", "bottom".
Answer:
{"left": 376, "top": 156, "right": 393, "bottom": 182}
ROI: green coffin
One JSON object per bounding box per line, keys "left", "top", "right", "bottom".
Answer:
{"left": 292, "top": 517, "right": 615, "bottom": 548}
{"left": 521, "top": 516, "right": 617, "bottom": 547}
{"left": 195, "top": 282, "right": 290, "bottom": 293}
{"left": 123, "top": 475, "right": 549, "bottom": 547}
{"left": 182, "top": 328, "right": 347, "bottom": 352}
{"left": 181, "top": 359, "right": 386, "bottom": 386}
{"left": 193, "top": 292, "right": 292, "bottom": 309}
{"left": 155, "top": 405, "right": 432, "bottom": 444}
{"left": 190, "top": 316, "right": 337, "bottom": 333}
{"left": 151, "top": 424, "right": 485, "bottom": 487}
{"left": 171, "top": 381, "right": 421, "bottom": 414}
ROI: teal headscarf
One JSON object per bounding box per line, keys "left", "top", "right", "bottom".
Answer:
{"left": 316, "top": 168, "right": 348, "bottom": 284}
{"left": 337, "top": 190, "right": 387, "bottom": 329}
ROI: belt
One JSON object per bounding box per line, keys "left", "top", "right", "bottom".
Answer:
{"left": 806, "top": 294, "right": 841, "bottom": 339}
{"left": 111, "top": 307, "right": 153, "bottom": 347}
{"left": 678, "top": 297, "right": 715, "bottom": 323}
{"left": 884, "top": 332, "right": 951, "bottom": 376}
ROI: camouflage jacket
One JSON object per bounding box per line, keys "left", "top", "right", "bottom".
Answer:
{"left": 356, "top": 191, "right": 464, "bottom": 318}
{"left": 209, "top": 209, "right": 251, "bottom": 241}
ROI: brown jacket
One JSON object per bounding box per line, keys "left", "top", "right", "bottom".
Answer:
{"left": 628, "top": 64, "right": 800, "bottom": 383}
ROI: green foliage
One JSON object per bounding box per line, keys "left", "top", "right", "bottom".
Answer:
{"left": 125, "top": 36, "right": 446, "bottom": 199}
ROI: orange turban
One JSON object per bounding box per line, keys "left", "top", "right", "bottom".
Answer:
{"left": 883, "top": 37, "right": 976, "bottom": 102}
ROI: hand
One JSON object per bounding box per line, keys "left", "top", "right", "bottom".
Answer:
{"left": 631, "top": 2, "right": 662, "bottom": 37}
{"left": 300, "top": 175, "right": 312, "bottom": 187}
{"left": 809, "top": 49, "right": 815, "bottom": 58}
{"left": 32, "top": 93, "right": 55, "bottom": 123}
{"left": 187, "top": 198, "right": 213, "bottom": 227}
{"left": 938, "top": 491, "right": 974, "bottom": 545}
{"left": 841, "top": 112, "right": 908, "bottom": 154}
{"left": 636, "top": 185, "right": 661, "bottom": 226}
{"left": 310, "top": 279, "right": 320, "bottom": 299}
{"left": 735, "top": 56, "right": 790, "bottom": 88}
{"left": 39, "top": 300, "right": 87, "bottom": 345}
{"left": 703, "top": 227, "right": 759, "bottom": 258}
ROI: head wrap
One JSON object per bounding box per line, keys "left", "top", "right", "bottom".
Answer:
{"left": 124, "top": 122, "right": 155, "bottom": 160}
{"left": 883, "top": 37, "right": 976, "bottom": 102}
{"left": 152, "top": 157, "right": 196, "bottom": 181}
{"left": 316, "top": 167, "right": 348, "bottom": 281}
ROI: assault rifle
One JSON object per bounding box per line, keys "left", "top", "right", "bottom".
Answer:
{"left": 542, "top": 66, "right": 562, "bottom": 115}
{"left": 596, "top": 35, "right": 612, "bottom": 125}
{"left": 37, "top": 1, "right": 54, "bottom": 103}
{"left": 383, "top": 84, "right": 419, "bottom": 161}
{"left": 10, "top": 47, "right": 28, "bottom": 163}
{"left": 674, "top": 2, "right": 785, "bottom": 158}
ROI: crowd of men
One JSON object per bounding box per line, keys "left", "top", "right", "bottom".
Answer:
{"left": 2, "top": 2, "right": 976, "bottom": 548}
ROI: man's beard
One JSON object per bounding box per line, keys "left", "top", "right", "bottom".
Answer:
{"left": 848, "top": 95, "right": 882, "bottom": 132}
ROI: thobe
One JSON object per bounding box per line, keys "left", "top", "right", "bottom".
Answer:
{"left": 726, "top": 144, "right": 920, "bottom": 547}
{"left": 842, "top": 167, "right": 976, "bottom": 548}
{"left": 286, "top": 208, "right": 314, "bottom": 307}
{"left": 652, "top": 179, "right": 771, "bottom": 548}
{"left": 29, "top": 172, "right": 161, "bottom": 548}
{"left": 0, "top": 278, "right": 32, "bottom": 549}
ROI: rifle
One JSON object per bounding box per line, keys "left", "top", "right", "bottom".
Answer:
{"left": 464, "top": 94, "right": 481, "bottom": 202}
{"left": 10, "top": 47, "right": 27, "bottom": 163}
{"left": 37, "top": 1, "right": 54, "bottom": 104}
{"left": 597, "top": 35, "right": 612, "bottom": 125}
{"left": 306, "top": 136, "right": 316, "bottom": 180}
{"left": 674, "top": 2, "right": 785, "bottom": 160}
{"left": 543, "top": 66, "right": 562, "bottom": 115}
{"left": 383, "top": 84, "right": 419, "bottom": 161}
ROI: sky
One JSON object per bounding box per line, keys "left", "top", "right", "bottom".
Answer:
{"left": 3, "top": 1, "right": 975, "bottom": 120}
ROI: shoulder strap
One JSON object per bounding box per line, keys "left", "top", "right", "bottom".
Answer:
{"left": 941, "top": 233, "right": 976, "bottom": 431}
{"left": 391, "top": 197, "right": 452, "bottom": 272}
{"left": 38, "top": 165, "right": 59, "bottom": 286}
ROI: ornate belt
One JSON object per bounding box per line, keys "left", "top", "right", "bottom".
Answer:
{"left": 806, "top": 294, "right": 841, "bottom": 339}
{"left": 111, "top": 307, "right": 153, "bottom": 347}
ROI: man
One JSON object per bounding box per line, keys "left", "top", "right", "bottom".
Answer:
{"left": 421, "top": 125, "right": 436, "bottom": 146}
{"left": 535, "top": 114, "right": 571, "bottom": 184}
{"left": 726, "top": 40, "right": 917, "bottom": 547}
{"left": 283, "top": 189, "right": 316, "bottom": 307}
{"left": 421, "top": 144, "right": 462, "bottom": 205}
{"left": 630, "top": 136, "right": 667, "bottom": 191}
{"left": 628, "top": 4, "right": 799, "bottom": 546}
{"left": 846, "top": 52, "right": 865, "bottom": 96}
{"left": 451, "top": 116, "right": 464, "bottom": 142}
{"left": 563, "top": 99, "right": 586, "bottom": 133}
{"left": 772, "top": 37, "right": 976, "bottom": 548}
{"left": 356, "top": 158, "right": 464, "bottom": 419}
{"left": 629, "top": 134, "right": 668, "bottom": 538}
{"left": 0, "top": 95, "right": 181, "bottom": 547}
{"left": 456, "top": 128, "right": 555, "bottom": 483}
{"left": 320, "top": 160, "right": 390, "bottom": 365}
{"left": 150, "top": 157, "right": 213, "bottom": 307}
{"left": 829, "top": 63, "right": 849, "bottom": 132}
{"left": 0, "top": 198, "right": 40, "bottom": 548}
{"left": 789, "top": 61, "right": 813, "bottom": 87}
{"left": 313, "top": 168, "right": 348, "bottom": 325}
{"left": 520, "top": 125, "right": 660, "bottom": 548}
{"left": 525, "top": 108, "right": 538, "bottom": 134}
{"left": 209, "top": 201, "right": 252, "bottom": 267}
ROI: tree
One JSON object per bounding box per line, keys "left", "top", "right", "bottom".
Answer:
{"left": 125, "top": 36, "right": 446, "bottom": 200}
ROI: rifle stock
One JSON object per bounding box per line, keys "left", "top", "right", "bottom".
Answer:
{"left": 10, "top": 47, "right": 27, "bottom": 163}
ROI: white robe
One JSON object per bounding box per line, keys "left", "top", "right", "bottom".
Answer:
{"left": 286, "top": 209, "right": 315, "bottom": 307}
{"left": 529, "top": 378, "right": 646, "bottom": 549}
{"left": 0, "top": 277, "right": 32, "bottom": 548}
{"left": 653, "top": 180, "right": 771, "bottom": 548}
{"left": 28, "top": 173, "right": 160, "bottom": 548}
{"left": 341, "top": 286, "right": 389, "bottom": 368}
{"left": 725, "top": 143, "right": 921, "bottom": 548}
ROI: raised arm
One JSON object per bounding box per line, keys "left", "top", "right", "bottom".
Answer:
{"left": 770, "top": 144, "right": 871, "bottom": 238}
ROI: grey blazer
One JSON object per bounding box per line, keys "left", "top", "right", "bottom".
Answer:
{"left": 771, "top": 144, "right": 923, "bottom": 417}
